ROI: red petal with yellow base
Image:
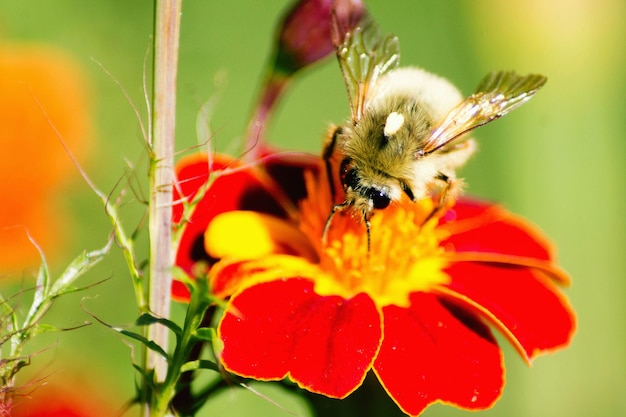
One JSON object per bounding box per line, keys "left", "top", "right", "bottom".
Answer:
{"left": 172, "top": 152, "right": 317, "bottom": 299}
{"left": 219, "top": 278, "right": 382, "bottom": 398}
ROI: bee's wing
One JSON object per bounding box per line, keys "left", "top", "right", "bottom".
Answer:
{"left": 422, "top": 71, "right": 547, "bottom": 155}
{"left": 332, "top": 16, "right": 400, "bottom": 123}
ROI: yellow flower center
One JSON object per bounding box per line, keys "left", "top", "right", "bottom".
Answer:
{"left": 299, "top": 168, "right": 452, "bottom": 308}
{"left": 204, "top": 165, "right": 453, "bottom": 307}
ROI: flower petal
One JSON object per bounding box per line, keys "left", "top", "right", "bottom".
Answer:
{"left": 173, "top": 154, "right": 285, "bottom": 225}
{"left": 173, "top": 154, "right": 289, "bottom": 299}
{"left": 173, "top": 156, "right": 273, "bottom": 269}
{"left": 441, "top": 199, "right": 556, "bottom": 262}
{"left": 219, "top": 278, "right": 382, "bottom": 398}
{"left": 210, "top": 254, "right": 322, "bottom": 299}
{"left": 173, "top": 152, "right": 319, "bottom": 300}
{"left": 437, "top": 262, "right": 576, "bottom": 363}
{"left": 374, "top": 292, "right": 503, "bottom": 416}
{"left": 262, "top": 151, "right": 320, "bottom": 209}
{"left": 205, "top": 211, "right": 317, "bottom": 262}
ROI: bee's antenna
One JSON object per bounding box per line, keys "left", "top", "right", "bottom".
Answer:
{"left": 324, "top": 204, "right": 371, "bottom": 254}
{"left": 363, "top": 212, "right": 372, "bottom": 254}
{"left": 323, "top": 126, "right": 342, "bottom": 203}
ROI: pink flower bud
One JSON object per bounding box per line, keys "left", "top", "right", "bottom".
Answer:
{"left": 275, "top": 0, "right": 365, "bottom": 73}
{"left": 245, "top": 0, "right": 366, "bottom": 159}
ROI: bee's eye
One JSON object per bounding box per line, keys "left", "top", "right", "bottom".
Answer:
{"left": 342, "top": 168, "right": 359, "bottom": 191}
{"left": 367, "top": 188, "right": 391, "bottom": 209}
{"left": 340, "top": 158, "right": 358, "bottom": 190}
{"left": 340, "top": 158, "right": 351, "bottom": 177}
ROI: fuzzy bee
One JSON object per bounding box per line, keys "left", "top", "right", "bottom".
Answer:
{"left": 323, "top": 18, "right": 546, "bottom": 248}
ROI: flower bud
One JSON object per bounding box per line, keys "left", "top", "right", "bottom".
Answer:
{"left": 245, "top": 0, "right": 366, "bottom": 159}
{"left": 274, "top": 0, "right": 365, "bottom": 74}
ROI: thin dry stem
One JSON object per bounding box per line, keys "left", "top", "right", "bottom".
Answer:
{"left": 148, "top": 0, "right": 181, "bottom": 389}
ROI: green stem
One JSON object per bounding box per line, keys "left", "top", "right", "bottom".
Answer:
{"left": 107, "top": 202, "right": 147, "bottom": 312}
{"left": 153, "top": 280, "right": 213, "bottom": 415}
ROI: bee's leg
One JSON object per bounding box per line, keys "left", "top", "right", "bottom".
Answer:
{"left": 423, "top": 172, "right": 460, "bottom": 224}
{"left": 323, "top": 202, "right": 347, "bottom": 245}
{"left": 324, "top": 204, "right": 372, "bottom": 253}
{"left": 322, "top": 207, "right": 337, "bottom": 245}
{"left": 323, "top": 126, "right": 342, "bottom": 204}
{"left": 435, "top": 172, "right": 458, "bottom": 205}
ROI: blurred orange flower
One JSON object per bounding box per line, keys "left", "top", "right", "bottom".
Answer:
{"left": 0, "top": 42, "right": 91, "bottom": 273}
{"left": 8, "top": 371, "right": 115, "bottom": 417}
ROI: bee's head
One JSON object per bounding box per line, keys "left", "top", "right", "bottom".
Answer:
{"left": 340, "top": 157, "right": 391, "bottom": 211}
{"left": 323, "top": 156, "right": 398, "bottom": 252}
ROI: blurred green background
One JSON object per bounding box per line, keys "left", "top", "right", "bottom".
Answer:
{"left": 0, "top": 0, "right": 624, "bottom": 416}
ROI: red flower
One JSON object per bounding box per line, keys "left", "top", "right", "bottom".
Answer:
{"left": 173, "top": 152, "right": 575, "bottom": 416}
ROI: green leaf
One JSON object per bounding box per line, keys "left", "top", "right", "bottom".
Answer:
{"left": 23, "top": 244, "right": 51, "bottom": 326}
{"left": 27, "top": 322, "right": 62, "bottom": 337}
{"left": 51, "top": 276, "right": 110, "bottom": 298}
{"left": 0, "top": 292, "right": 18, "bottom": 335}
{"left": 192, "top": 327, "right": 215, "bottom": 343}
{"left": 135, "top": 312, "right": 183, "bottom": 336}
{"left": 116, "top": 327, "right": 169, "bottom": 360}
{"left": 180, "top": 359, "right": 220, "bottom": 373}
{"left": 132, "top": 363, "right": 159, "bottom": 392}
{"left": 50, "top": 239, "right": 112, "bottom": 296}
{"left": 87, "top": 311, "right": 169, "bottom": 360}
{"left": 212, "top": 331, "right": 224, "bottom": 358}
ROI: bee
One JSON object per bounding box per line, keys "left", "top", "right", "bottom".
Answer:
{"left": 323, "top": 18, "right": 547, "bottom": 249}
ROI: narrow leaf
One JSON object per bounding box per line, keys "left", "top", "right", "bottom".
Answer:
{"left": 50, "top": 239, "right": 113, "bottom": 296}
{"left": 180, "top": 359, "right": 220, "bottom": 373}
{"left": 192, "top": 327, "right": 215, "bottom": 343}
{"left": 132, "top": 362, "right": 159, "bottom": 392}
{"left": 136, "top": 312, "right": 183, "bottom": 336}
{"left": 116, "top": 327, "right": 169, "bottom": 360}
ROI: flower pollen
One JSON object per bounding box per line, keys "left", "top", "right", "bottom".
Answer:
{"left": 300, "top": 169, "right": 451, "bottom": 307}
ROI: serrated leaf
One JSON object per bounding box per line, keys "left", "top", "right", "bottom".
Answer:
{"left": 50, "top": 239, "right": 112, "bottom": 296}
